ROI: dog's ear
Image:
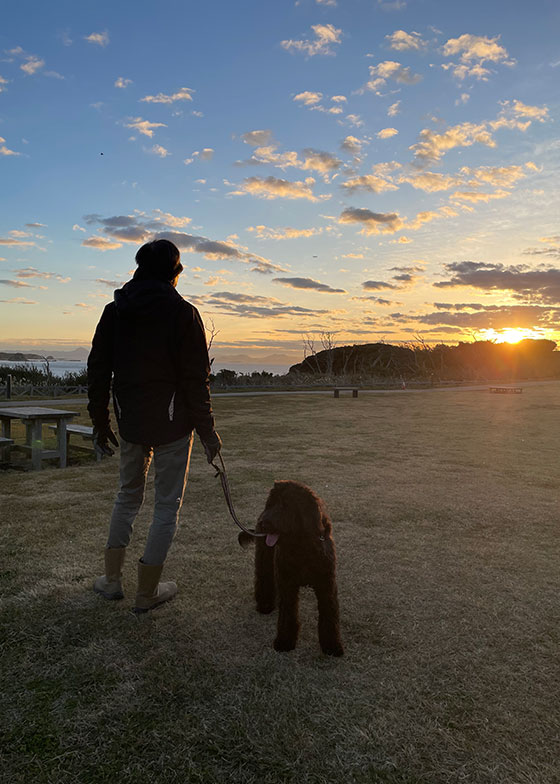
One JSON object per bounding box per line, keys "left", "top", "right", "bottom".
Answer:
{"left": 298, "top": 489, "right": 325, "bottom": 535}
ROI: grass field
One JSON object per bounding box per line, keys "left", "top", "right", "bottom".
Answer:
{"left": 1, "top": 385, "right": 560, "bottom": 783}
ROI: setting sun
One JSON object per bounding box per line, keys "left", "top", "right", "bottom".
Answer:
{"left": 478, "top": 328, "right": 551, "bottom": 345}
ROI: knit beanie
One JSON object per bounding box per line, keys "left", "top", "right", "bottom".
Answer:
{"left": 134, "top": 239, "right": 183, "bottom": 281}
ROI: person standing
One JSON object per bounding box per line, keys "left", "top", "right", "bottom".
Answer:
{"left": 87, "top": 239, "right": 221, "bottom": 613}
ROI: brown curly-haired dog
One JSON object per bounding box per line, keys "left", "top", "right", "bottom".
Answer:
{"left": 241, "top": 480, "right": 344, "bottom": 656}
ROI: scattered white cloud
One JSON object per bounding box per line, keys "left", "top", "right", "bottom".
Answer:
{"left": 247, "top": 225, "right": 323, "bottom": 240}
{"left": 73, "top": 224, "right": 86, "bottom": 232}
{"left": 281, "top": 24, "right": 342, "bottom": 57}
{"left": 386, "top": 30, "right": 427, "bottom": 51}
{"left": 378, "top": 0, "right": 407, "bottom": 9}
{"left": 365, "top": 60, "right": 422, "bottom": 93}
{"left": 149, "top": 144, "right": 170, "bottom": 157}
{"left": 273, "top": 276, "right": 346, "bottom": 293}
{"left": 21, "top": 56, "right": 45, "bottom": 75}
{"left": 340, "top": 135, "right": 364, "bottom": 154}
{"left": 0, "top": 297, "right": 37, "bottom": 305}
{"left": 410, "top": 121, "right": 495, "bottom": 163}
{"left": 140, "top": 87, "right": 194, "bottom": 104}
{"left": 293, "top": 91, "right": 323, "bottom": 106}
{"left": 82, "top": 236, "right": 124, "bottom": 250}
{"left": 232, "top": 176, "right": 329, "bottom": 202}
{"left": 341, "top": 174, "right": 398, "bottom": 193}
{"left": 115, "top": 77, "right": 133, "bottom": 88}
{"left": 0, "top": 75, "right": 9, "bottom": 92}
{"left": 387, "top": 101, "right": 401, "bottom": 116}
{"left": 85, "top": 31, "right": 110, "bottom": 47}
{"left": 377, "top": 127, "right": 399, "bottom": 139}
{"left": 339, "top": 207, "right": 404, "bottom": 234}
{"left": 124, "top": 117, "right": 167, "bottom": 137}
{"left": 442, "top": 34, "right": 515, "bottom": 81}
{"left": 0, "top": 137, "right": 21, "bottom": 156}
{"left": 241, "top": 129, "right": 273, "bottom": 146}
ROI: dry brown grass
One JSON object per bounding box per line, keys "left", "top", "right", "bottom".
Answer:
{"left": 1, "top": 385, "right": 560, "bottom": 783}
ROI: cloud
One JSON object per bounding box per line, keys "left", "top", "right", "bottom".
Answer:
{"left": 84, "top": 212, "right": 285, "bottom": 273}
{"left": 316, "top": 0, "right": 337, "bottom": 5}
{"left": 378, "top": 0, "right": 407, "bottom": 9}
{"left": 410, "top": 121, "right": 495, "bottom": 163}
{"left": 247, "top": 225, "right": 323, "bottom": 240}
{"left": 362, "top": 279, "right": 399, "bottom": 291}
{"left": 339, "top": 207, "right": 403, "bottom": 234}
{"left": 449, "top": 189, "right": 510, "bottom": 204}
{"left": 293, "top": 91, "right": 323, "bottom": 106}
{"left": 15, "top": 267, "right": 70, "bottom": 282}
{"left": 0, "top": 138, "right": 21, "bottom": 156}
{"left": 115, "top": 77, "right": 133, "bottom": 88}
{"left": 0, "top": 236, "right": 34, "bottom": 246}
{"left": 232, "top": 175, "right": 328, "bottom": 202}
{"left": 365, "top": 60, "right": 422, "bottom": 93}
{"left": 191, "top": 290, "right": 331, "bottom": 319}
{"left": 124, "top": 117, "right": 167, "bottom": 137}
{"left": 140, "top": 87, "right": 194, "bottom": 104}
{"left": 95, "top": 278, "right": 123, "bottom": 287}
{"left": 281, "top": 23, "right": 342, "bottom": 57}
{"left": 434, "top": 261, "right": 560, "bottom": 305}
{"left": 398, "top": 171, "right": 458, "bottom": 192}
{"left": 149, "top": 144, "right": 170, "bottom": 157}
{"left": 387, "top": 101, "right": 401, "bottom": 116}
{"left": 73, "top": 224, "right": 86, "bottom": 232}
{"left": 341, "top": 174, "right": 398, "bottom": 193}
{"left": 25, "top": 223, "right": 47, "bottom": 228}
{"left": 21, "top": 56, "right": 45, "bottom": 75}
{"left": 0, "top": 279, "right": 33, "bottom": 288}
{"left": 83, "top": 236, "right": 124, "bottom": 250}
{"left": 301, "top": 148, "right": 342, "bottom": 174}
{"left": 273, "top": 277, "right": 346, "bottom": 293}
{"left": 235, "top": 145, "right": 300, "bottom": 168}
{"left": 240, "top": 129, "right": 273, "bottom": 146}
{"left": 394, "top": 304, "right": 560, "bottom": 331}
{"left": 0, "top": 297, "right": 37, "bottom": 305}
{"left": 85, "top": 31, "right": 109, "bottom": 47}
{"left": 490, "top": 99, "right": 549, "bottom": 132}
{"left": 441, "top": 34, "right": 515, "bottom": 81}
{"left": 0, "top": 75, "right": 8, "bottom": 92}
{"left": 340, "top": 135, "right": 364, "bottom": 154}
{"left": 386, "top": 30, "right": 427, "bottom": 51}
{"left": 343, "top": 114, "right": 364, "bottom": 128}
{"left": 377, "top": 127, "right": 399, "bottom": 139}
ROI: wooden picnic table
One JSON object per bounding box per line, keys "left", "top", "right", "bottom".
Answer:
{"left": 0, "top": 406, "right": 78, "bottom": 470}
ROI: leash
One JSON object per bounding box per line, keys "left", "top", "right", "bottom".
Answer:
{"left": 210, "top": 452, "right": 266, "bottom": 538}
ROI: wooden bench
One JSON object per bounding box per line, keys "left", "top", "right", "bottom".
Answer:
{"left": 0, "top": 435, "right": 14, "bottom": 463}
{"left": 489, "top": 387, "right": 523, "bottom": 394}
{"left": 48, "top": 424, "right": 102, "bottom": 462}
{"left": 334, "top": 387, "right": 359, "bottom": 398}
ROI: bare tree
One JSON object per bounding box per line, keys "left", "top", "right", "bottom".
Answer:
{"left": 320, "top": 331, "right": 337, "bottom": 378}
{"left": 205, "top": 318, "right": 219, "bottom": 367}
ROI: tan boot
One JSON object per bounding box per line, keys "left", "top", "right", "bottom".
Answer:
{"left": 93, "top": 547, "right": 126, "bottom": 600}
{"left": 133, "top": 560, "right": 177, "bottom": 613}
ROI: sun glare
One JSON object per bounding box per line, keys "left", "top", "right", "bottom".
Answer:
{"left": 479, "top": 328, "right": 548, "bottom": 344}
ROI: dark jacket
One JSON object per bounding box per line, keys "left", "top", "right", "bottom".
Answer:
{"left": 87, "top": 276, "right": 215, "bottom": 445}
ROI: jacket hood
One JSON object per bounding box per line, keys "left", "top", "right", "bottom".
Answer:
{"left": 114, "top": 278, "right": 180, "bottom": 319}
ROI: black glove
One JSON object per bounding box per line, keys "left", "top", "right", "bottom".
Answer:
{"left": 201, "top": 431, "right": 222, "bottom": 463}
{"left": 93, "top": 424, "right": 119, "bottom": 457}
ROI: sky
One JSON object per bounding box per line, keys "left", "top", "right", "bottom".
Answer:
{"left": 1, "top": 0, "right": 559, "bottom": 364}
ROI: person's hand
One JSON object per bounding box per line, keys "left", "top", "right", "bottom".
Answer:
{"left": 93, "top": 424, "right": 119, "bottom": 457}
{"left": 201, "top": 431, "right": 222, "bottom": 463}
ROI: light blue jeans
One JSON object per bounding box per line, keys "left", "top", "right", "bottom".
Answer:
{"left": 106, "top": 432, "right": 194, "bottom": 564}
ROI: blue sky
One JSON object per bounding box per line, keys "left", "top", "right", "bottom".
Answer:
{"left": 1, "top": 0, "right": 559, "bottom": 362}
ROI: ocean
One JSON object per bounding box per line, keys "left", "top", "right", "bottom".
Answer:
{"left": 1, "top": 359, "right": 292, "bottom": 377}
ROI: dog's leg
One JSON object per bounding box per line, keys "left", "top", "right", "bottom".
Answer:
{"left": 255, "top": 537, "right": 276, "bottom": 613}
{"left": 274, "top": 583, "right": 300, "bottom": 652}
{"left": 315, "top": 583, "right": 344, "bottom": 656}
